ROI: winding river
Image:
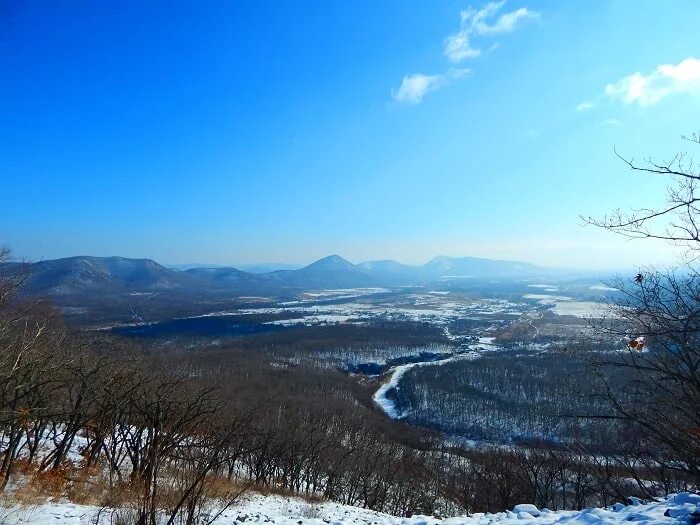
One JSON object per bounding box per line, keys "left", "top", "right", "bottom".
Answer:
{"left": 372, "top": 336, "right": 498, "bottom": 420}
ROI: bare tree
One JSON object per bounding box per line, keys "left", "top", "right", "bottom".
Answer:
{"left": 0, "top": 249, "right": 66, "bottom": 490}
{"left": 585, "top": 133, "right": 700, "bottom": 486}
{"left": 0, "top": 248, "right": 28, "bottom": 308}
{"left": 589, "top": 271, "right": 700, "bottom": 481}
{"left": 584, "top": 133, "right": 700, "bottom": 253}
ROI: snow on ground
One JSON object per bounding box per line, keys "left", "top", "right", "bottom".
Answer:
{"left": 373, "top": 361, "right": 420, "bottom": 418}
{"left": 589, "top": 285, "right": 617, "bottom": 292}
{"left": 238, "top": 295, "right": 525, "bottom": 329}
{"left": 522, "top": 294, "right": 605, "bottom": 319}
{"left": 145, "top": 294, "right": 516, "bottom": 330}
{"left": 372, "top": 342, "right": 494, "bottom": 419}
{"left": 98, "top": 288, "right": 532, "bottom": 333}
{"left": 2, "top": 491, "right": 698, "bottom": 525}
{"left": 264, "top": 314, "right": 364, "bottom": 326}
{"left": 527, "top": 285, "right": 558, "bottom": 290}
{"left": 300, "top": 288, "right": 391, "bottom": 300}
{"left": 523, "top": 294, "right": 574, "bottom": 302}
{"left": 476, "top": 336, "right": 497, "bottom": 347}
{"left": 551, "top": 301, "right": 604, "bottom": 318}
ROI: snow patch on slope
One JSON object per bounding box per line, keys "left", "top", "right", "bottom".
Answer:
{"left": 2, "top": 492, "right": 698, "bottom": 525}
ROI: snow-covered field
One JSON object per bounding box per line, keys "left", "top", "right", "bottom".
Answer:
{"left": 100, "top": 281, "right": 613, "bottom": 335}
{"left": 523, "top": 294, "right": 604, "bottom": 319}
{"left": 551, "top": 300, "right": 604, "bottom": 318}
{"left": 589, "top": 285, "right": 617, "bottom": 292}
{"left": 239, "top": 294, "right": 526, "bottom": 329}
{"left": 299, "top": 288, "right": 391, "bottom": 300}
{"left": 2, "top": 491, "right": 698, "bottom": 525}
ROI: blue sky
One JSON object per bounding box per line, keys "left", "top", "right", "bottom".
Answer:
{"left": 2, "top": 1, "right": 699, "bottom": 269}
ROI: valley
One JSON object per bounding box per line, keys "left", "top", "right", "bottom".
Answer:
{"left": 1, "top": 253, "right": 693, "bottom": 517}
{"left": 29, "top": 255, "right": 620, "bottom": 449}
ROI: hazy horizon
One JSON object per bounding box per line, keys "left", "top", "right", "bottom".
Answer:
{"left": 7, "top": 248, "right": 678, "bottom": 275}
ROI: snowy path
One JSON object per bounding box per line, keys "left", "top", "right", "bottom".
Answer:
{"left": 372, "top": 361, "right": 423, "bottom": 418}
{"left": 373, "top": 350, "right": 481, "bottom": 420}
{"left": 372, "top": 332, "right": 505, "bottom": 420}
{"left": 372, "top": 352, "right": 477, "bottom": 419}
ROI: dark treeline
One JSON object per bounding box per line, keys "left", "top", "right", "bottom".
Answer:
{"left": 0, "top": 250, "right": 697, "bottom": 524}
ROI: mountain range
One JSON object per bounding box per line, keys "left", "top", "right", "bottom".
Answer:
{"left": 6, "top": 254, "right": 563, "bottom": 298}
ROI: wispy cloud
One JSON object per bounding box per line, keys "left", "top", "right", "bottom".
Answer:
{"left": 393, "top": 69, "right": 470, "bottom": 104}
{"left": 444, "top": 28, "right": 481, "bottom": 62}
{"left": 394, "top": 2, "right": 537, "bottom": 105}
{"left": 602, "top": 118, "right": 622, "bottom": 126}
{"left": 576, "top": 101, "right": 595, "bottom": 112}
{"left": 605, "top": 57, "right": 700, "bottom": 107}
{"left": 444, "top": 1, "right": 539, "bottom": 62}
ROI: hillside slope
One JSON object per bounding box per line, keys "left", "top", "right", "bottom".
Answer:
{"left": 2, "top": 492, "right": 698, "bottom": 525}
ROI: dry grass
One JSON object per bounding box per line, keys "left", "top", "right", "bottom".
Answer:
{"left": 1, "top": 463, "right": 329, "bottom": 524}
{"left": 199, "top": 475, "right": 249, "bottom": 501}
{"left": 0, "top": 459, "right": 119, "bottom": 509}
{"left": 5, "top": 465, "right": 75, "bottom": 505}
{"left": 70, "top": 475, "right": 134, "bottom": 508}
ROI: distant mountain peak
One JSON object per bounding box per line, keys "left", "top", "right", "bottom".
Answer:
{"left": 423, "top": 255, "right": 540, "bottom": 278}
{"left": 13, "top": 253, "right": 565, "bottom": 302}
{"left": 321, "top": 254, "right": 350, "bottom": 263}
{"left": 304, "top": 254, "right": 355, "bottom": 270}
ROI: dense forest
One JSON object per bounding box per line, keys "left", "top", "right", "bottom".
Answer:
{"left": 393, "top": 349, "right": 623, "bottom": 446}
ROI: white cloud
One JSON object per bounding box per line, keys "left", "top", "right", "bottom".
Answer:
{"left": 393, "top": 69, "right": 470, "bottom": 104}
{"left": 444, "top": 1, "right": 539, "bottom": 62}
{"left": 576, "top": 101, "right": 595, "bottom": 112}
{"left": 473, "top": 5, "right": 539, "bottom": 35}
{"left": 444, "top": 31, "right": 481, "bottom": 62}
{"left": 605, "top": 57, "right": 700, "bottom": 106}
{"left": 602, "top": 118, "right": 622, "bottom": 126}
{"left": 394, "top": 3, "right": 537, "bottom": 105}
